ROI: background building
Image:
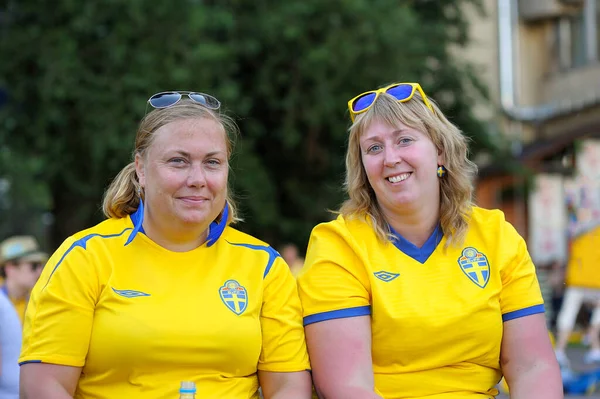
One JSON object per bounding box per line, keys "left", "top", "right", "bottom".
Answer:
{"left": 457, "top": 0, "right": 600, "bottom": 325}
{"left": 460, "top": 0, "right": 600, "bottom": 262}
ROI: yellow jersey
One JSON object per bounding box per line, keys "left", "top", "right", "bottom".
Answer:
{"left": 298, "top": 207, "right": 544, "bottom": 398}
{"left": 20, "top": 206, "right": 309, "bottom": 398}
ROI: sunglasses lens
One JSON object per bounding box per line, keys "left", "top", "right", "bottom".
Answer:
{"left": 386, "top": 84, "right": 415, "bottom": 102}
{"left": 352, "top": 92, "right": 377, "bottom": 112}
{"left": 149, "top": 92, "right": 181, "bottom": 108}
{"left": 189, "top": 93, "right": 221, "bottom": 110}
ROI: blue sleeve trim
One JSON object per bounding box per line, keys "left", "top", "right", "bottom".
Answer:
{"left": 303, "top": 305, "right": 371, "bottom": 326}
{"left": 19, "top": 360, "right": 42, "bottom": 366}
{"left": 502, "top": 304, "right": 545, "bottom": 322}
{"left": 226, "top": 241, "right": 281, "bottom": 279}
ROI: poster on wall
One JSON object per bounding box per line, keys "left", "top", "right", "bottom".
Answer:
{"left": 528, "top": 174, "right": 567, "bottom": 265}
{"left": 565, "top": 139, "right": 600, "bottom": 238}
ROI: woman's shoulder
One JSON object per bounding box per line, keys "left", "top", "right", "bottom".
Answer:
{"left": 220, "top": 227, "right": 287, "bottom": 277}
{"left": 469, "top": 206, "right": 521, "bottom": 239}
{"left": 221, "top": 225, "right": 275, "bottom": 249}
{"left": 470, "top": 206, "right": 508, "bottom": 226}
{"left": 58, "top": 217, "right": 133, "bottom": 251}
{"left": 306, "top": 215, "right": 378, "bottom": 254}
{"left": 311, "top": 214, "right": 372, "bottom": 236}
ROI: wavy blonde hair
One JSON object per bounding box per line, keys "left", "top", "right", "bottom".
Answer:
{"left": 102, "top": 99, "right": 241, "bottom": 225}
{"left": 340, "top": 89, "right": 477, "bottom": 247}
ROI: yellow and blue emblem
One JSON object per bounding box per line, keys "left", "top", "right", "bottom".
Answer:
{"left": 219, "top": 279, "right": 248, "bottom": 315}
{"left": 457, "top": 247, "right": 490, "bottom": 288}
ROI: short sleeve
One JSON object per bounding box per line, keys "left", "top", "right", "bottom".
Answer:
{"left": 258, "top": 257, "right": 310, "bottom": 372}
{"left": 297, "top": 221, "right": 372, "bottom": 326}
{"left": 19, "top": 237, "right": 99, "bottom": 367}
{"left": 499, "top": 222, "right": 545, "bottom": 322}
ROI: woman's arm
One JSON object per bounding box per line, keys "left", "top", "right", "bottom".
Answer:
{"left": 20, "top": 363, "right": 81, "bottom": 399}
{"left": 501, "top": 313, "right": 563, "bottom": 399}
{"left": 258, "top": 255, "right": 311, "bottom": 397}
{"left": 306, "top": 316, "right": 382, "bottom": 399}
{"left": 258, "top": 370, "right": 312, "bottom": 399}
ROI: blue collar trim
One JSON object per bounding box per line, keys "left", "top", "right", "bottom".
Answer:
{"left": 207, "top": 202, "right": 229, "bottom": 247}
{"left": 390, "top": 223, "right": 443, "bottom": 264}
{"left": 125, "top": 200, "right": 145, "bottom": 246}
{"left": 125, "top": 200, "right": 229, "bottom": 247}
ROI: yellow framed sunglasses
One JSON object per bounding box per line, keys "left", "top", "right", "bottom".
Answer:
{"left": 347, "top": 82, "right": 434, "bottom": 122}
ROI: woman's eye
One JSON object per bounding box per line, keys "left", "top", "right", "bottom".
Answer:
{"left": 367, "top": 144, "right": 382, "bottom": 153}
{"left": 399, "top": 138, "right": 413, "bottom": 145}
{"left": 169, "top": 158, "right": 186, "bottom": 164}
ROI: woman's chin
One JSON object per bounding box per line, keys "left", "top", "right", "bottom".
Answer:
{"left": 385, "top": 195, "right": 417, "bottom": 209}
{"left": 176, "top": 209, "right": 220, "bottom": 227}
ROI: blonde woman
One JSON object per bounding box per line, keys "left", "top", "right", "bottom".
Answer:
{"left": 19, "top": 92, "right": 311, "bottom": 399}
{"left": 297, "top": 83, "right": 562, "bottom": 398}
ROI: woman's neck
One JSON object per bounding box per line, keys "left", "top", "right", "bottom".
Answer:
{"left": 142, "top": 219, "right": 209, "bottom": 252}
{"left": 383, "top": 204, "right": 440, "bottom": 248}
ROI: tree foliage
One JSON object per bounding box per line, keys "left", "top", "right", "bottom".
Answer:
{"left": 0, "top": 0, "right": 493, "bottom": 251}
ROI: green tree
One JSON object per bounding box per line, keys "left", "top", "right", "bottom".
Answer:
{"left": 0, "top": 0, "right": 493, "bottom": 252}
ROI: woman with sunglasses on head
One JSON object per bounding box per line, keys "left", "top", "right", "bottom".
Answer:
{"left": 18, "top": 92, "right": 312, "bottom": 399}
{"left": 297, "top": 83, "right": 562, "bottom": 398}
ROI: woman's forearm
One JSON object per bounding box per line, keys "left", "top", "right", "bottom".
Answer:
{"left": 506, "top": 361, "right": 563, "bottom": 399}
{"left": 260, "top": 370, "right": 313, "bottom": 399}
{"left": 21, "top": 378, "right": 73, "bottom": 399}
{"left": 313, "top": 386, "right": 382, "bottom": 399}
{"left": 267, "top": 386, "right": 312, "bottom": 399}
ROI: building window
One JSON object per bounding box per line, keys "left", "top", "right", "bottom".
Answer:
{"left": 570, "top": 9, "right": 587, "bottom": 68}
{"left": 597, "top": 0, "right": 600, "bottom": 57}
{"left": 553, "top": 0, "right": 599, "bottom": 70}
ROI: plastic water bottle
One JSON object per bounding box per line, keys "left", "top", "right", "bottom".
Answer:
{"left": 179, "top": 381, "right": 196, "bottom": 399}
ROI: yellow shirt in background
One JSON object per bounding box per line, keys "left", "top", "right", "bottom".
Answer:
{"left": 566, "top": 225, "right": 600, "bottom": 289}
{"left": 289, "top": 260, "right": 305, "bottom": 278}
{"left": 11, "top": 297, "right": 27, "bottom": 324}
{"left": 0, "top": 285, "right": 28, "bottom": 324}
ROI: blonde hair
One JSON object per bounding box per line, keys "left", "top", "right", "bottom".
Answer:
{"left": 102, "top": 100, "right": 241, "bottom": 225}
{"left": 340, "top": 90, "right": 477, "bottom": 247}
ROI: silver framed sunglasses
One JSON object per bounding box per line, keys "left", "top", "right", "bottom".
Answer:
{"left": 147, "top": 91, "right": 221, "bottom": 110}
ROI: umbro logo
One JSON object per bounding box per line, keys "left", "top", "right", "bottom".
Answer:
{"left": 112, "top": 288, "right": 151, "bottom": 298}
{"left": 373, "top": 271, "right": 400, "bottom": 282}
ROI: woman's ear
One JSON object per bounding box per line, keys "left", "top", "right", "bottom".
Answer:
{"left": 437, "top": 147, "right": 445, "bottom": 166}
{"left": 135, "top": 153, "right": 146, "bottom": 188}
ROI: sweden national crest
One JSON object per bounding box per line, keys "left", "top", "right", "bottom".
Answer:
{"left": 457, "top": 247, "right": 490, "bottom": 288}
{"left": 219, "top": 280, "right": 248, "bottom": 315}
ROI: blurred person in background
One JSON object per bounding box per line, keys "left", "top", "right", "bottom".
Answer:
{"left": 554, "top": 225, "right": 600, "bottom": 367}
{"left": 19, "top": 92, "right": 311, "bottom": 399}
{"left": 0, "top": 285, "right": 21, "bottom": 399}
{"left": 0, "top": 236, "right": 46, "bottom": 324}
{"left": 548, "top": 259, "right": 566, "bottom": 331}
{"left": 280, "top": 243, "right": 305, "bottom": 277}
{"left": 297, "top": 83, "right": 562, "bottom": 398}
{"left": 0, "top": 235, "right": 44, "bottom": 399}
